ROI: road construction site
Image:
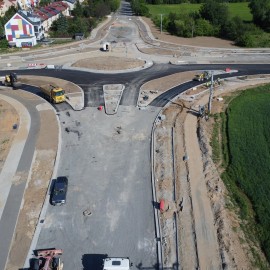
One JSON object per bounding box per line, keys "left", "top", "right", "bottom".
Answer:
{"left": 0, "top": 1, "right": 270, "bottom": 269}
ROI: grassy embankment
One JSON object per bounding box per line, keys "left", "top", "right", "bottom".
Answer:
{"left": 210, "top": 85, "right": 270, "bottom": 269}
{"left": 146, "top": 2, "right": 253, "bottom": 21}
{"left": 146, "top": 3, "right": 270, "bottom": 47}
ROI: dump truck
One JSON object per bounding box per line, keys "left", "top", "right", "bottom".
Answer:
{"left": 40, "top": 84, "right": 65, "bottom": 104}
{"left": 193, "top": 71, "right": 211, "bottom": 82}
{"left": 103, "top": 257, "right": 132, "bottom": 270}
{"left": 3, "top": 72, "right": 22, "bottom": 89}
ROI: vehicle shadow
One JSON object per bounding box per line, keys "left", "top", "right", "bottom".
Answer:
{"left": 81, "top": 254, "right": 108, "bottom": 270}
{"left": 49, "top": 179, "right": 56, "bottom": 205}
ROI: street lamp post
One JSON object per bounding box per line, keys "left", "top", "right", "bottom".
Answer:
{"left": 160, "top": 14, "right": 163, "bottom": 34}
{"left": 208, "top": 71, "right": 214, "bottom": 114}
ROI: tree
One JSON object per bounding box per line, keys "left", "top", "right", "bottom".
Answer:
{"left": 195, "top": 18, "right": 215, "bottom": 36}
{"left": 50, "top": 14, "right": 69, "bottom": 36}
{"left": 72, "top": 2, "right": 84, "bottom": 17}
{"left": 249, "top": 0, "right": 270, "bottom": 31}
{"left": 58, "top": 14, "right": 68, "bottom": 34}
{"left": 68, "top": 17, "right": 89, "bottom": 35}
{"left": 199, "top": 0, "right": 229, "bottom": 27}
{"left": 93, "top": 1, "right": 110, "bottom": 18}
{"left": 3, "top": 6, "right": 17, "bottom": 25}
{"left": 131, "top": 0, "right": 149, "bottom": 16}
{"left": 0, "top": 21, "right": 4, "bottom": 37}
{"left": 108, "top": 0, "right": 120, "bottom": 12}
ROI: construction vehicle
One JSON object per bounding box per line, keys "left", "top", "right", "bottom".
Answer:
{"left": 40, "top": 84, "right": 65, "bottom": 104}
{"left": 103, "top": 257, "right": 132, "bottom": 270}
{"left": 34, "top": 248, "right": 63, "bottom": 270}
{"left": 3, "top": 72, "right": 22, "bottom": 89}
{"left": 193, "top": 71, "right": 211, "bottom": 82}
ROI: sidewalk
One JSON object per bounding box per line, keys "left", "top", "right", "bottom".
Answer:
{"left": 0, "top": 89, "right": 59, "bottom": 270}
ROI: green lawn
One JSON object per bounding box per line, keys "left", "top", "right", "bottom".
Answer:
{"left": 146, "top": 2, "right": 252, "bottom": 22}
{"left": 220, "top": 85, "right": 270, "bottom": 265}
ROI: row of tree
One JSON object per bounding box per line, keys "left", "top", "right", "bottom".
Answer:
{"left": 146, "top": 0, "right": 248, "bottom": 4}
{"left": 131, "top": 0, "right": 270, "bottom": 47}
{"left": 50, "top": 0, "right": 120, "bottom": 37}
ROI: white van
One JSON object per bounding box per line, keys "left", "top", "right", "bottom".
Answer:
{"left": 103, "top": 257, "right": 131, "bottom": 270}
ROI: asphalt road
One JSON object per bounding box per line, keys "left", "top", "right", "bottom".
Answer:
{"left": 1, "top": 63, "right": 270, "bottom": 109}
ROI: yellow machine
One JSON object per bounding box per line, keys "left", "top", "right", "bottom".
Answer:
{"left": 4, "top": 72, "right": 22, "bottom": 88}
{"left": 40, "top": 84, "right": 65, "bottom": 104}
{"left": 193, "top": 71, "right": 211, "bottom": 82}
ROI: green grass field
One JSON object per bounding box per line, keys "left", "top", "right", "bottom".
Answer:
{"left": 146, "top": 2, "right": 252, "bottom": 22}
{"left": 218, "top": 85, "right": 270, "bottom": 265}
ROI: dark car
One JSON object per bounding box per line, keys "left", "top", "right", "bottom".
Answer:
{"left": 51, "top": 176, "right": 68, "bottom": 206}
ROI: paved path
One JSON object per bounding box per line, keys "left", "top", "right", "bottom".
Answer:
{"left": 0, "top": 90, "right": 58, "bottom": 270}
{"left": 0, "top": 93, "right": 33, "bottom": 270}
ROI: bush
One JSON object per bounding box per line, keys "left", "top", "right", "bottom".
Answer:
{"left": 0, "top": 39, "right": 8, "bottom": 49}
{"left": 194, "top": 18, "right": 215, "bottom": 36}
{"left": 131, "top": 0, "right": 150, "bottom": 16}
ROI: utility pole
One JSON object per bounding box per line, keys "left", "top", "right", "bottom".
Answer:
{"left": 160, "top": 14, "right": 163, "bottom": 34}
{"left": 208, "top": 71, "right": 214, "bottom": 114}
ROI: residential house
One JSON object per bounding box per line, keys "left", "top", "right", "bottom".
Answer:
{"left": 18, "top": 9, "right": 44, "bottom": 40}
{"left": 4, "top": 11, "right": 43, "bottom": 47}
{"left": 4, "top": 1, "right": 69, "bottom": 46}
{"left": 35, "top": 1, "right": 69, "bottom": 33}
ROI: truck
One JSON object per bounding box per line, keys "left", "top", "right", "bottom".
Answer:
{"left": 40, "top": 84, "right": 65, "bottom": 104}
{"left": 103, "top": 257, "right": 132, "bottom": 270}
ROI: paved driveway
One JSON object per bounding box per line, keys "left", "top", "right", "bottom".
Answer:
{"left": 36, "top": 105, "right": 160, "bottom": 269}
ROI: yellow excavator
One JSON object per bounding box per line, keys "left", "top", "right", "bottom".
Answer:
{"left": 3, "top": 72, "right": 22, "bottom": 89}
{"left": 193, "top": 71, "right": 211, "bottom": 82}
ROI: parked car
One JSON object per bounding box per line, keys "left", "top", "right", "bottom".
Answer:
{"left": 50, "top": 176, "right": 68, "bottom": 206}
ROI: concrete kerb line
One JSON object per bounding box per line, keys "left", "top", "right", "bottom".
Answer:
{"left": 63, "top": 60, "right": 153, "bottom": 74}
{"left": 151, "top": 118, "right": 163, "bottom": 270}
{"left": 149, "top": 82, "right": 207, "bottom": 270}
{"left": 103, "top": 84, "right": 125, "bottom": 115}
{"left": 137, "top": 78, "right": 193, "bottom": 108}
{"left": 65, "top": 81, "right": 85, "bottom": 111}
{"left": 23, "top": 97, "right": 63, "bottom": 268}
